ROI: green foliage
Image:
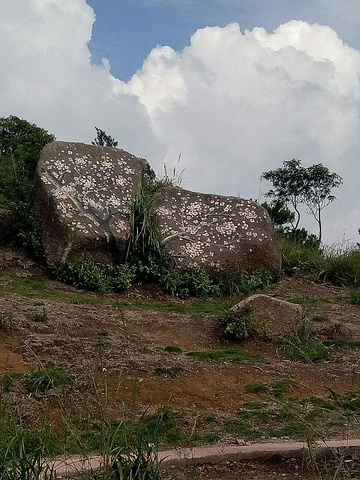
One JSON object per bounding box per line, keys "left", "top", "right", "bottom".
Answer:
{"left": 323, "top": 339, "right": 360, "bottom": 349}
{"left": 0, "top": 418, "right": 57, "bottom": 479}
{"left": 311, "top": 315, "right": 330, "bottom": 323}
{"left": 92, "top": 126, "right": 118, "bottom": 147}
{"left": 50, "top": 260, "right": 136, "bottom": 293}
{"left": 163, "top": 346, "right": 183, "bottom": 353}
{"left": 186, "top": 349, "right": 261, "bottom": 362}
{"left": 222, "top": 307, "right": 255, "bottom": 341}
{"left": 262, "top": 159, "right": 307, "bottom": 230}
{"left": 154, "top": 366, "right": 182, "bottom": 379}
{"left": 161, "top": 267, "right": 220, "bottom": 298}
{"left": 245, "top": 382, "right": 269, "bottom": 394}
{"left": 261, "top": 200, "right": 295, "bottom": 228}
{"left": 281, "top": 332, "right": 329, "bottom": 362}
{"left": 0, "top": 115, "right": 55, "bottom": 253}
{"left": 350, "top": 289, "right": 360, "bottom": 305}
{"left": 290, "top": 297, "right": 319, "bottom": 305}
{"left": 0, "top": 313, "right": 12, "bottom": 330}
{"left": 217, "top": 269, "right": 279, "bottom": 296}
{"left": 279, "top": 231, "right": 360, "bottom": 286}
{"left": 263, "top": 159, "right": 342, "bottom": 240}
{"left": 271, "top": 379, "right": 296, "bottom": 396}
{"left": 26, "top": 363, "right": 73, "bottom": 394}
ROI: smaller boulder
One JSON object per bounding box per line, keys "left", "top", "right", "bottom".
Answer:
{"left": 228, "top": 294, "right": 303, "bottom": 339}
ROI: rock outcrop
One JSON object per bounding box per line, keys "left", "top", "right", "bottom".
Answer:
{"left": 230, "top": 294, "right": 303, "bottom": 339}
{"left": 35, "top": 141, "right": 145, "bottom": 265}
{"left": 153, "top": 187, "right": 281, "bottom": 273}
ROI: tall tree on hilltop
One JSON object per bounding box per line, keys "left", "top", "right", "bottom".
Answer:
{"left": 262, "top": 159, "right": 306, "bottom": 230}
{"left": 262, "top": 159, "right": 342, "bottom": 241}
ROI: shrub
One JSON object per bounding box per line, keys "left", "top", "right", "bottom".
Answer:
{"left": 217, "top": 269, "right": 279, "bottom": 296}
{"left": 161, "top": 267, "right": 221, "bottom": 299}
{"left": 50, "top": 261, "right": 136, "bottom": 293}
{"left": 222, "top": 307, "right": 254, "bottom": 341}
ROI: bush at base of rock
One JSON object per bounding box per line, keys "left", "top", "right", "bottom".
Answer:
{"left": 223, "top": 307, "right": 255, "bottom": 341}
{"left": 50, "top": 261, "right": 136, "bottom": 294}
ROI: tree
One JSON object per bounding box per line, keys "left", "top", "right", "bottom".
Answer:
{"left": 92, "top": 127, "right": 118, "bottom": 148}
{"left": 0, "top": 115, "right": 55, "bottom": 252}
{"left": 261, "top": 200, "right": 295, "bottom": 229}
{"left": 302, "top": 164, "right": 342, "bottom": 241}
{"left": 262, "top": 159, "right": 342, "bottom": 241}
{"left": 262, "top": 159, "right": 307, "bottom": 229}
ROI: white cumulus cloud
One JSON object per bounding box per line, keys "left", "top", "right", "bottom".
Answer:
{"left": 124, "top": 21, "right": 360, "bottom": 243}
{"left": 0, "top": 1, "right": 359, "bottom": 243}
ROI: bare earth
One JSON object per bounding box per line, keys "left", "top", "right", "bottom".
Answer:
{"left": 0, "top": 245, "right": 360, "bottom": 479}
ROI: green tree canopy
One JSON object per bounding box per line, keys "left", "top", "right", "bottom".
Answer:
{"left": 262, "top": 159, "right": 343, "bottom": 241}
{"left": 92, "top": 127, "right": 118, "bottom": 148}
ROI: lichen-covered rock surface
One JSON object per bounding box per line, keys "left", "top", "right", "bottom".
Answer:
{"left": 35, "top": 141, "right": 145, "bottom": 265}
{"left": 230, "top": 294, "right": 303, "bottom": 338}
{"left": 153, "top": 187, "right": 281, "bottom": 273}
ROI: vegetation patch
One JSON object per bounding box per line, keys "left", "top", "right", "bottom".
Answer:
{"left": 0, "top": 312, "right": 12, "bottom": 330}
{"left": 30, "top": 308, "right": 48, "bottom": 323}
{"left": 281, "top": 334, "right": 329, "bottom": 362}
{"left": 222, "top": 306, "right": 255, "bottom": 341}
{"left": 323, "top": 339, "right": 360, "bottom": 349}
{"left": 350, "top": 289, "right": 360, "bottom": 305}
{"left": 245, "top": 382, "right": 269, "bottom": 394}
{"left": 154, "top": 366, "right": 182, "bottom": 379}
{"left": 311, "top": 315, "right": 330, "bottom": 322}
{"left": 26, "top": 363, "right": 73, "bottom": 394}
{"left": 50, "top": 261, "right": 136, "bottom": 294}
{"left": 163, "top": 346, "right": 183, "bottom": 353}
{"left": 186, "top": 349, "right": 261, "bottom": 362}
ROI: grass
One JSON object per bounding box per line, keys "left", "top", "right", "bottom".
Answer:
{"left": 245, "top": 382, "right": 269, "bottom": 394}
{"left": 323, "top": 339, "right": 360, "bottom": 349}
{"left": 26, "top": 363, "right": 73, "bottom": 394}
{"left": 311, "top": 315, "right": 330, "bottom": 322}
{"left": 163, "top": 346, "right": 183, "bottom": 353}
{"left": 281, "top": 334, "right": 329, "bottom": 362}
{"left": 280, "top": 235, "right": 360, "bottom": 287}
{"left": 350, "top": 289, "right": 360, "bottom": 305}
{"left": 186, "top": 349, "right": 261, "bottom": 362}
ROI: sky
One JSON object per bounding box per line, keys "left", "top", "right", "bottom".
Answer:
{"left": 1, "top": 0, "right": 360, "bottom": 244}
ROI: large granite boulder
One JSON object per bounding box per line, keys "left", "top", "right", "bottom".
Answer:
{"left": 35, "top": 141, "right": 145, "bottom": 265}
{"left": 153, "top": 187, "right": 281, "bottom": 273}
{"left": 228, "top": 294, "right": 303, "bottom": 339}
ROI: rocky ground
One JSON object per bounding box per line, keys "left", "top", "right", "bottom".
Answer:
{"left": 0, "top": 245, "right": 360, "bottom": 479}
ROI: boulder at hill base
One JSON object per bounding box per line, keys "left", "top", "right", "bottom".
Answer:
{"left": 35, "top": 141, "right": 145, "bottom": 265}
{"left": 153, "top": 187, "right": 281, "bottom": 273}
{"left": 230, "top": 294, "right": 303, "bottom": 338}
